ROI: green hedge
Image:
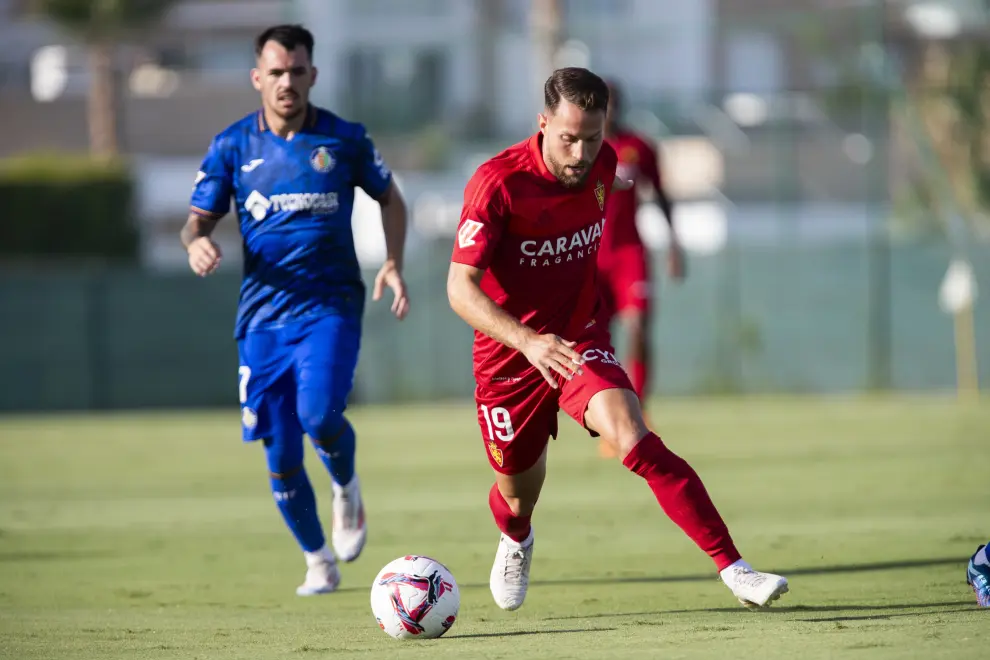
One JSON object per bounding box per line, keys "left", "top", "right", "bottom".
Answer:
{"left": 0, "top": 154, "right": 138, "bottom": 261}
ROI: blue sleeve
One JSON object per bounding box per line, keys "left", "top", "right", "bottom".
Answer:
{"left": 190, "top": 134, "right": 234, "bottom": 218}
{"left": 354, "top": 128, "right": 393, "bottom": 200}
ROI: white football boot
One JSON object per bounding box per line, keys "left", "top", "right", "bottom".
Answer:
{"left": 331, "top": 476, "right": 367, "bottom": 562}
{"left": 720, "top": 561, "right": 789, "bottom": 609}
{"left": 490, "top": 528, "right": 534, "bottom": 611}
{"left": 296, "top": 546, "right": 340, "bottom": 596}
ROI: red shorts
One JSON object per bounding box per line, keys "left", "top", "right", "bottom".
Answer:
{"left": 598, "top": 245, "right": 651, "bottom": 318}
{"left": 473, "top": 331, "right": 634, "bottom": 474}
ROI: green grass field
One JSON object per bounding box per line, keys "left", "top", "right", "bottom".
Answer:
{"left": 0, "top": 397, "right": 986, "bottom": 659}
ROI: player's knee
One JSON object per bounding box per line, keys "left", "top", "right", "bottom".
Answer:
{"left": 587, "top": 390, "right": 648, "bottom": 456}
{"left": 606, "top": 425, "right": 645, "bottom": 457}
{"left": 263, "top": 436, "right": 305, "bottom": 478}
{"left": 298, "top": 401, "right": 347, "bottom": 443}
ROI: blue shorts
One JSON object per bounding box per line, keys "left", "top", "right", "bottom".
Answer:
{"left": 237, "top": 314, "right": 361, "bottom": 442}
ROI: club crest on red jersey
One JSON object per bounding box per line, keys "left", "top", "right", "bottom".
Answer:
{"left": 594, "top": 179, "right": 605, "bottom": 211}
{"left": 488, "top": 441, "right": 504, "bottom": 467}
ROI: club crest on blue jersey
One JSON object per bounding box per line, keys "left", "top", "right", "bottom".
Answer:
{"left": 241, "top": 406, "right": 258, "bottom": 430}
{"left": 310, "top": 146, "right": 335, "bottom": 173}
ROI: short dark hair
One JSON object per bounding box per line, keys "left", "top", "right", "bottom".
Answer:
{"left": 255, "top": 24, "right": 315, "bottom": 59}
{"left": 544, "top": 67, "right": 610, "bottom": 114}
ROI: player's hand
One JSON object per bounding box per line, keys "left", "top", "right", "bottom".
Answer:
{"left": 520, "top": 333, "right": 585, "bottom": 389}
{"left": 613, "top": 175, "right": 634, "bottom": 191}
{"left": 187, "top": 236, "right": 222, "bottom": 276}
{"left": 667, "top": 239, "right": 686, "bottom": 281}
{"left": 373, "top": 259, "right": 410, "bottom": 320}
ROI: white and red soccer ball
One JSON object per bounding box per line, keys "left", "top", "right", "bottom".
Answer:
{"left": 370, "top": 555, "right": 460, "bottom": 640}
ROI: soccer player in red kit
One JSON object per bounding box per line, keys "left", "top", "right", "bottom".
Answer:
{"left": 447, "top": 68, "right": 788, "bottom": 613}
{"left": 596, "top": 80, "right": 683, "bottom": 459}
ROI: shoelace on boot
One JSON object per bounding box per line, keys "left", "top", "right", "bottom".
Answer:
{"left": 503, "top": 546, "right": 531, "bottom": 583}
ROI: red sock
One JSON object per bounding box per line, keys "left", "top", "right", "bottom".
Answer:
{"left": 488, "top": 483, "right": 532, "bottom": 543}
{"left": 630, "top": 359, "right": 648, "bottom": 401}
{"left": 622, "top": 433, "right": 740, "bottom": 571}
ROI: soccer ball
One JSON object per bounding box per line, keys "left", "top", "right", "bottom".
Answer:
{"left": 370, "top": 555, "right": 460, "bottom": 639}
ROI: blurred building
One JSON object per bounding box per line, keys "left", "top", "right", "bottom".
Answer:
{"left": 0, "top": 0, "right": 988, "bottom": 269}
{"left": 1, "top": 0, "right": 988, "bottom": 408}
{"left": 0, "top": 0, "right": 715, "bottom": 155}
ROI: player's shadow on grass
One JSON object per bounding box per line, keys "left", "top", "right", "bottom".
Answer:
{"left": 0, "top": 550, "right": 114, "bottom": 562}
{"left": 800, "top": 606, "right": 977, "bottom": 623}
{"left": 448, "top": 627, "right": 616, "bottom": 640}
{"left": 544, "top": 601, "right": 975, "bottom": 621}
{"left": 509, "top": 556, "right": 963, "bottom": 590}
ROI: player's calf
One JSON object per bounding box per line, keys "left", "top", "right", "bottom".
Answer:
{"left": 303, "top": 411, "right": 356, "bottom": 484}
{"left": 306, "top": 414, "right": 366, "bottom": 562}
{"left": 486, "top": 450, "right": 547, "bottom": 611}
{"left": 490, "top": 484, "right": 535, "bottom": 611}
{"left": 264, "top": 434, "right": 344, "bottom": 595}
{"left": 619, "top": 430, "right": 743, "bottom": 571}
{"left": 489, "top": 446, "right": 547, "bottom": 538}
{"left": 585, "top": 389, "right": 789, "bottom": 606}
{"left": 265, "top": 438, "right": 327, "bottom": 555}
{"left": 586, "top": 390, "right": 741, "bottom": 567}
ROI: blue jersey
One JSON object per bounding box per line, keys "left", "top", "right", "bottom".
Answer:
{"left": 190, "top": 105, "right": 393, "bottom": 339}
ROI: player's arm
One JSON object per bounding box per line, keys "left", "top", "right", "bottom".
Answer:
{"left": 180, "top": 212, "right": 220, "bottom": 247}
{"left": 182, "top": 135, "right": 233, "bottom": 277}
{"left": 376, "top": 181, "right": 407, "bottom": 272}
{"left": 447, "top": 262, "right": 537, "bottom": 353}
{"left": 357, "top": 131, "right": 409, "bottom": 319}
{"left": 643, "top": 140, "right": 684, "bottom": 280}
{"left": 181, "top": 212, "right": 223, "bottom": 276}
{"left": 645, "top": 144, "right": 674, "bottom": 229}
{"left": 447, "top": 263, "right": 585, "bottom": 388}
{"left": 447, "top": 177, "right": 584, "bottom": 387}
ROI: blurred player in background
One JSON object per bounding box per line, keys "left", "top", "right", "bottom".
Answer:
{"left": 181, "top": 24, "right": 409, "bottom": 596}
{"left": 596, "top": 79, "right": 683, "bottom": 458}
{"left": 967, "top": 543, "right": 990, "bottom": 607}
{"left": 448, "top": 67, "right": 788, "bottom": 613}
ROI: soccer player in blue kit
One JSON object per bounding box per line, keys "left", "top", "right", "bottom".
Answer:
{"left": 181, "top": 24, "right": 410, "bottom": 596}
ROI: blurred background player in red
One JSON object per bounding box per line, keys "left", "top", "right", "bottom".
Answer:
{"left": 597, "top": 79, "right": 684, "bottom": 459}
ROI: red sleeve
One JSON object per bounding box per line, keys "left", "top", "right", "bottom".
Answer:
{"left": 639, "top": 137, "right": 663, "bottom": 195}
{"left": 451, "top": 163, "right": 509, "bottom": 270}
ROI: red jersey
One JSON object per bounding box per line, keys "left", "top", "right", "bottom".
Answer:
{"left": 600, "top": 129, "right": 662, "bottom": 252}
{"left": 451, "top": 133, "right": 618, "bottom": 384}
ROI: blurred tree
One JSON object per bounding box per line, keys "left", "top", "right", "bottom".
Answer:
{"left": 911, "top": 41, "right": 990, "bottom": 227}
{"left": 33, "top": 0, "right": 176, "bottom": 159}
{"left": 791, "top": 6, "right": 990, "bottom": 233}
{"left": 470, "top": 0, "right": 501, "bottom": 139}
{"left": 530, "top": 0, "right": 563, "bottom": 90}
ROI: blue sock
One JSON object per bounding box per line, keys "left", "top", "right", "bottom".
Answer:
{"left": 270, "top": 467, "right": 325, "bottom": 553}
{"left": 264, "top": 432, "right": 325, "bottom": 553}
{"left": 312, "top": 419, "right": 356, "bottom": 487}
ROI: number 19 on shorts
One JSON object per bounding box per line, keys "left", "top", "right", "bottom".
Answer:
{"left": 480, "top": 404, "right": 515, "bottom": 442}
